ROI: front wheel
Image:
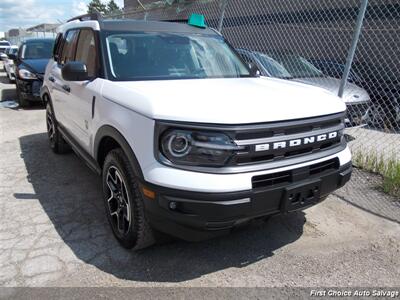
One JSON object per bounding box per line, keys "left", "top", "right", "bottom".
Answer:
{"left": 16, "top": 85, "right": 30, "bottom": 108}
{"left": 102, "top": 148, "right": 155, "bottom": 250}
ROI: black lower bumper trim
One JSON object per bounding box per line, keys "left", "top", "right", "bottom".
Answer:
{"left": 143, "top": 162, "right": 352, "bottom": 241}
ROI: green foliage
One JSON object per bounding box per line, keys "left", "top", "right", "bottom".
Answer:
{"left": 107, "top": 0, "right": 122, "bottom": 15}
{"left": 353, "top": 151, "right": 400, "bottom": 198}
{"left": 87, "top": 0, "right": 107, "bottom": 15}
{"left": 87, "top": 0, "right": 121, "bottom": 16}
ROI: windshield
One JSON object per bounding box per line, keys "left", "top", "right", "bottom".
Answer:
{"left": 7, "top": 48, "right": 18, "bottom": 55}
{"left": 269, "top": 53, "right": 324, "bottom": 78}
{"left": 22, "top": 40, "right": 54, "bottom": 59}
{"left": 105, "top": 32, "right": 250, "bottom": 80}
{"left": 255, "top": 52, "right": 293, "bottom": 79}
{"left": 0, "top": 41, "right": 10, "bottom": 47}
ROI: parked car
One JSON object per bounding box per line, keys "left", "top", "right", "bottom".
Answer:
{"left": 310, "top": 59, "right": 400, "bottom": 131}
{"left": 0, "top": 40, "right": 11, "bottom": 54}
{"left": 3, "top": 46, "right": 19, "bottom": 82}
{"left": 309, "top": 59, "right": 363, "bottom": 85}
{"left": 13, "top": 38, "right": 55, "bottom": 107}
{"left": 42, "top": 13, "right": 352, "bottom": 250}
{"left": 236, "top": 49, "right": 371, "bottom": 127}
{"left": 0, "top": 49, "right": 10, "bottom": 61}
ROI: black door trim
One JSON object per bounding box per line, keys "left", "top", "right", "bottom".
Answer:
{"left": 58, "top": 124, "right": 101, "bottom": 175}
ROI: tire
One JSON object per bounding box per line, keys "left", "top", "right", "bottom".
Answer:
{"left": 8, "top": 74, "right": 14, "bottom": 84}
{"left": 46, "top": 103, "right": 70, "bottom": 154}
{"left": 16, "top": 85, "right": 30, "bottom": 108}
{"left": 387, "top": 102, "right": 400, "bottom": 132}
{"left": 368, "top": 102, "right": 400, "bottom": 132}
{"left": 102, "top": 148, "right": 155, "bottom": 250}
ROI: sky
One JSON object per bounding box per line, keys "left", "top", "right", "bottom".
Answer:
{"left": 0, "top": 0, "right": 124, "bottom": 32}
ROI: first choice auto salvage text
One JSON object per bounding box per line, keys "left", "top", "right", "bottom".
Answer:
{"left": 310, "top": 289, "right": 399, "bottom": 297}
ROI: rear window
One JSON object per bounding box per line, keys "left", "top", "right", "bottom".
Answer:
{"left": 0, "top": 41, "right": 10, "bottom": 47}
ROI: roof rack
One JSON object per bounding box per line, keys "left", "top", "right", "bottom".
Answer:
{"left": 67, "top": 12, "right": 102, "bottom": 23}
{"left": 161, "top": 19, "right": 188, "bottom": 23}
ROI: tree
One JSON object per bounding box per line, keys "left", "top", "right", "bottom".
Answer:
{"left": 107, "top": 0, "right": 122, "bottom": 15}
{"left": 87, "top": 0, "right": 107, "bottom": 15}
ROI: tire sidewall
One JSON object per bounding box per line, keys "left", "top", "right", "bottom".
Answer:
{"left": 46, "top": 103, "right": 57, "bottom": 150}
{"left": 102, "top": 151, "right": 139, "bottom": 248}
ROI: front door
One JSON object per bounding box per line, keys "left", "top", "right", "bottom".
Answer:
{"left": 61, "top": 28, "right": 100, "bottom": 152}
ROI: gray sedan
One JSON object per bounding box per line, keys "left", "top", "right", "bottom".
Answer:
{"left": 237, "top": 48, "right": 371, "bottom": 127}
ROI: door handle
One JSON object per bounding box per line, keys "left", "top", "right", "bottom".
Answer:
{"left": 62, "top": 85, "right": 70, "bottom": 93}
{"left": 48, "top": 76, "right": 55, "bottom": 82}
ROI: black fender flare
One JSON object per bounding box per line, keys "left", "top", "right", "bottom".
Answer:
{"left": 94, "top": 125, "right": 144, "bottom": 179}
{"left": 40, "top": 86, "right": 59, "bottom": 123}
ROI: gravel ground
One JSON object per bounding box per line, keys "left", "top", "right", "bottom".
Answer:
{"left": 0, "top": 65, "right": 399, "bottom": 288}
{"left": 346, "top": 127, "right": 400, "bottom": 161}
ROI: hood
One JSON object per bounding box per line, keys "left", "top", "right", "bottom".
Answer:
{"left": 101, "top": 77, "right": 346, "bottom": 124}
{"left": 293, "top": 77, "right": 370, "bottom": 104}
{"left": 19, "top": 58, "right": 50, "bottom": 74}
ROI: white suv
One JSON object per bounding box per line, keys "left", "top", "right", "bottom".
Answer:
{"left": 41, "top": 13, "right": 352, "bottom": 250}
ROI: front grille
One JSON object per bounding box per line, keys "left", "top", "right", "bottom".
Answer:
{"left": 156, "top": 112, "right": 346, "bottom": 174}
{"left": 252, "top": 158, "right": 339, "bottom": 189}
{"left": 309, "top": 158, "right": 339, "bottom": 175}
{"left": 230, "top": 113, "right": 345, "bottom": 166}
{"left": 31, "top": 80, "right": 42, "bottom": 96}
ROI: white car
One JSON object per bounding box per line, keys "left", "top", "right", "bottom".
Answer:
{"left": 41, "top": 13, "right": 352, "bottom": 250}
{"left": 237, "top": 49, "right": 371, "bottom": 127}
{"left": 3, "top": 46, "right": 19, "bottom": 82}
{"left": 0, "top": 40, "right": 11, "bottom": 57}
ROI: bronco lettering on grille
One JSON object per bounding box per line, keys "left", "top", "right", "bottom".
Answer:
{"left": 255, "top": 131, "right": 338, "bottom": 152}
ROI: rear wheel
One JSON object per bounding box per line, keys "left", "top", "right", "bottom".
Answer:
{"left": 46, "top": 103, "right": 70, "bottom": 154}
{"left": 103, "top": 148, "right": 155, "bottom": 250}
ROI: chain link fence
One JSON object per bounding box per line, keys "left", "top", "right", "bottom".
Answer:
{"left": 110, "top": 0, "right": 400, "bottom": 218}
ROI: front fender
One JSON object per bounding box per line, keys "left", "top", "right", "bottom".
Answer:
{"left": 94, "top": 125, "right": 144, "bottom": 179}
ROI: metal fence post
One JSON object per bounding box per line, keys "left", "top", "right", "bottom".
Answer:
{"left": 338, "top": 0, "right": 369, "bottom": 98}
{"left": 217, "top": 0, "right": 230, "bottom": 32}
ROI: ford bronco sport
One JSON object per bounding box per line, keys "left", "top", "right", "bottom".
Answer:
{"left": 41, "top": 13, "right": 352, "bottom": 250}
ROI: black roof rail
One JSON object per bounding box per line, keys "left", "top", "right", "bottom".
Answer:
{"left": 160, "top": 19, "right": 188, "bottom": 23}
{"left": 67, "top": 12, "right": 102, "bottom": 23}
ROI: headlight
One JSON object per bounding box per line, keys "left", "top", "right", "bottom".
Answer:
{"left": 159, "top": 129, "right": 244, "bottom": 167}
{"left": 18, "top": 69, "right": 37, "bottom": 79}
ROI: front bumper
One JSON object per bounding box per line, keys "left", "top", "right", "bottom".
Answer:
{"left": 142, "top": 160, "right": 352, "bottom": 241}
{"left": 16, "top": 78, "right": 43, "bottom": 102}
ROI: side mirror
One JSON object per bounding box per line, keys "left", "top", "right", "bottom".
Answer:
{"left": 7, "top": 53, "right": 17, "bottom": 60}
{"left": 62, "top": 61, "right": 89, "bottom": 81}
{"left": 249, "top": 62, "right": 260, "bottom": 77}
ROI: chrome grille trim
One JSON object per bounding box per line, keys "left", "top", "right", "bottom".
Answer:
{"left": 234, "top": 123, "right": 345, "bottom": 146}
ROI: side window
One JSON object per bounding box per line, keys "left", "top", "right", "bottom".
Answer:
{"left": 59, "top": 30, "right": 78, "bottom": 65}
{"left": 75, "top": 29, "right": 98, "bottom": 77}
{"left": 240, "top": 52, "right": 253, "bottom": 64}
{"left": 53, "top": 33, "right": 63, "bottom": 61}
